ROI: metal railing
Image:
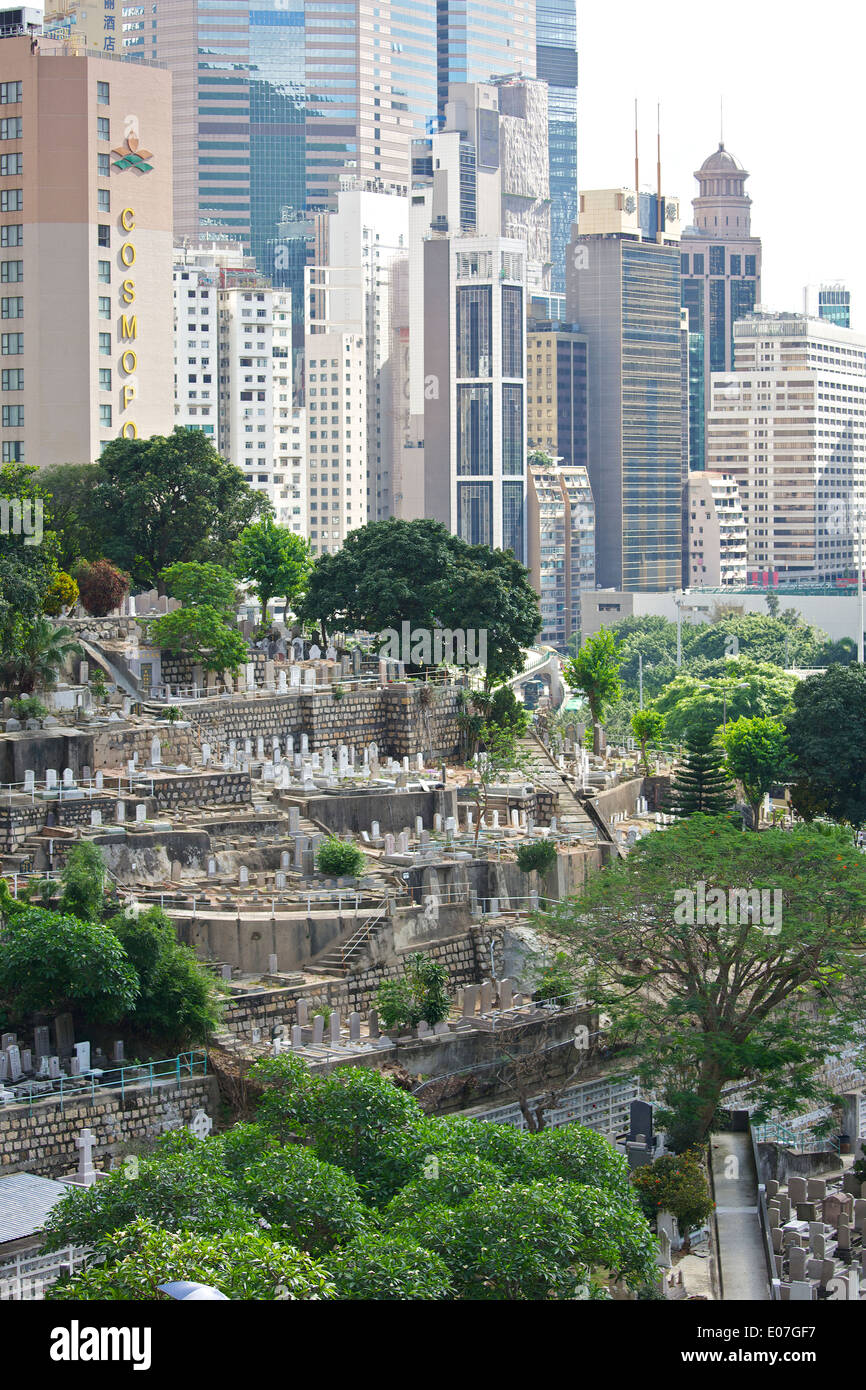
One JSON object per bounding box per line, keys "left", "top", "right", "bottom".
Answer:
{"left": 0, "top": 1051, "right": 207, "bottom": 1116}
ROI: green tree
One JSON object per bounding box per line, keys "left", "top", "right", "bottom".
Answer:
{"left": 147, "top": 605, "right": 248, "bottom": 674}
{"left": 631, "top": 707, "right": 666, "bottom": 776}
{"left": 40, "top": 463, "right": 101, "bottom": 571}
{"left": 0, "top": 618, "right": 83, "bottom": 697}
{"left": 298, "top": 519, "right": 540, "bottom": 682}
{"left": 85, "top": 430, "right": 268, "bottom": 588}
{"left": 375, "top": 951, "right": 450, "bottom": 1031}
{"left": 107, "top": 906, "right": 221, "bottom": 1049}
{"left": 545, "top": 816, "right": 866, "bottom": 1147}
{"left": 232, "top": 519, "right": 311, "bottom": 623}
{"left": 564, "top": 629, "right": 622, "bottom": 748}
{"left": 324, "top": 1231, "right": 453, "bottom": 1300}
{"left": 47, "top": 1220, "right": 335, "bottom": 1302}
{"left": 0, "top": 908, "right": 139, "bottom": 1024}
{"left": 58, "top": 842, "right": 107, "bottom": 922}
{"left": 236, "top": 1146, "right": 368, "bottom": 1255}
{"left": 787, "top": 664, "right": 866, "bottom": 827}
{"left": 723, "top": 716, "right": 791, "bottom": 832}
{"left": 652, "top": 659, "right": 798, "bottom": 742}
{"left": 666, "top": 725, "right": 734, "bottom": 819}
{"left": 516, "top": 839, "right": 558, "bottom": 876}
{"left": 160, "top": 561, "right": 238, "bottom": 614}
{"left": 632, "top": 1149, "right": 714, "bottom": 1233}
{"left": 42, "top": 571, "right": 79, "bottom": 617}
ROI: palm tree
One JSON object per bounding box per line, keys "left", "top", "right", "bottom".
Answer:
{"left": 0, "top": 619, "right": 83, "bottom": 696}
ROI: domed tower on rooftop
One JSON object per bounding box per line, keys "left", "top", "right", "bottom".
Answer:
{"left": 690, "top": 142, "right": 753, "bottom": 240}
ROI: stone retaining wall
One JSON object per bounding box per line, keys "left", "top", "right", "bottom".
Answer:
{"left": 0, "top": 1073, "right": 219, "bottom": 1178}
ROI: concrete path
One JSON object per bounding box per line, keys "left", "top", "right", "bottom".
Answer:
{"left": 710, "top": 1131, "right": 770, "bottom": 1300}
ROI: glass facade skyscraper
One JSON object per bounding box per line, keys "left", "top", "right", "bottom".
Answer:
{"left": 436, "top": 0, "right": 536, "bottom": 120}
{"left": 249, "top": 3, "right": 305, "bottom": 269}
{"left": 536, "top": 0, "right": 577, "bottom": 294}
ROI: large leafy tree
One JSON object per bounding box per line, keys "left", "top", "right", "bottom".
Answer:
{"left": 39, "top": 463, "right": 101, "bottom": 571}
{"left": 650, "top": 658, "right": 798, "bottom": 742}
{"left": 0, "top": 907, "right": 139, "bottom": 1024}
{"left": 545, "top": 817, "right": 866, "bottom": 1148}
{"left": 297, "top": 518, "right": 540, "bottom": 681}
{"left": 0, "top": 463, "right": 61, "bottom": 672}
{"left": 787, "top": 664, "right": 866, "bottom": 827}
{"left": 232, "top": 519, "right": 311, "bottom": 623}
{"left": 147, "top": 605, "right": 248, "bottom": 674}
{"left": 159, "top": 561, "right": 238, "bottom": 614}
{"left": 84, "top": 430, "right": 268, "bottom": 588}
{"left": 107, "top": 907, "right": 221, "bottom": 1050}
{"left": 723, "top": 716, "right": 791, "bottom": 832}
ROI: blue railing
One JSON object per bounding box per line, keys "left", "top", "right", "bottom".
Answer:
{"left": 0, "top": 1051, "right": 208, "bottom": 1117}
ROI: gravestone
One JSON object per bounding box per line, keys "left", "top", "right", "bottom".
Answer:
{"left": 329, "top": 1011, "right": 341, "bottom": 1046}
{"left": 628, "top": 1099, "right": 654, "bottom": 1146}
{"left": 6, "top": 1045, "right": 22, "bottom": 1081}
{"left": 349, "top": 1012, "right": 361, "bottom": 1042}
{"left": 75, "top": 1041, "right": 91, "bottom": 1073}
{"left": 34, "top": 1026, "right": 51, "bottom": 1062}
{"left": 55, "top": 1013, "right": 75, "bottom": 1057}
{"left": 788, "top": 1176, "right": 807, "bottom": 1205}
{"left": 296, "top": 999, "right": 310, "bottom": 1026}
{"left": 312, "top": 1015, "right": 324, "bottom": 1046}
{"left": 368, "top": 1009, "right": 379, "bottom": 1039}
{"left": 75, "top": 1128, "right": 99, "bottom": 1187}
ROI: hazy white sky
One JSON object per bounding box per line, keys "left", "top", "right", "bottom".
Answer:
{"left": 577, "top": 0, "right": 865, "bottom": 330}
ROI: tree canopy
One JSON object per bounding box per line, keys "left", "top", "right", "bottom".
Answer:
{"left": 545, "top": 817, "right": 866, "bottom": 1148}
{"left": 787, "top": 664, "right": 866, "bottom": 827}
{"left": 232, "top": 519, "right": 311, "bottom": 622}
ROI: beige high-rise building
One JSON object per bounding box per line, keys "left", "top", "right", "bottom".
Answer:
{"left": 684, "top": 470, "right": 746, "bottom": 587}
{"left": 0, "top": 33, "right": 173, "bottom": 469}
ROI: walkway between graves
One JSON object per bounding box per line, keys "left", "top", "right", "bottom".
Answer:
{"left": 710, "top": 1130, "right": 770, "bottom": 1300}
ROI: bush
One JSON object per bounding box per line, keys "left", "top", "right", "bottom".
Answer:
{"left": 375, "top": 951, "right": 450, "bottom": 1030}
{"left": 10, "top": 696, "right": 47, "bottom": 721}
{"left": 631, "top": 1149, "right": 713, "bottom": 1234}
{"left": 315, "top": 837, "right": 365, "bottom": 877}
{"left": 43, "top": 570, "right": 79, "bottom": 617}
{"left": 531, "top": 950, "right": 575, "bottom": 1006}
{"left": 324, "top": 1231, "right": 453, "bottom": 1300}
{"left": 57, "top": 842, "right": 107, "bottom": 922}
{"left": 74, "top": 559, "right": 129, "bottom": 617}
{"left": 516, "top": 839, "right": 558, "bottom": 876}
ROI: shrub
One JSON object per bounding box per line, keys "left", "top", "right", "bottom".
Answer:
{"left": 375, "top": 952, "right": 450, "bottom": 1030}
{"left": 324, "top": 1231, "right": 453, "bottom": 1300}
{"left": 631, "top": 1149, "right": 714, "bottom": 1234}
{"left": 315, "top": 837, "right": 365, "bottom": 877}
{"left": 10, "top": 696, "right": 47, "bottom": 721}
{"left": 74, "top": 559, "right": 130, "bottom": 617}
{"left": 531, "top": 950, "right": 575, "bottom": 1006}
{"left": 58, "top": 842, "right": 107, "bottom": 922}
{"left": 107, "top": 906, "right": 221, "bottom": 1049}
{"left": 43, "top": 570, "right": 79, "bottom": 617}
{"left": 516, "top": 839, "right": 558, "bottom": 876}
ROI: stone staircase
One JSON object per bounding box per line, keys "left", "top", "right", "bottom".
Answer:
{"left": 516, "top": 730, "right": 598, "bottom": 840}
{"left": 312, "top": 899, "right": 391, "bottom": 976}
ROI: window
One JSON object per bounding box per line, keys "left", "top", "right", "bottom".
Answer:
{"left": 2, "top": 368, "right": 22, "bottom": 390}
{"left": 97, "top": 188, "right": 110, "bottom": 213}
{"left": 98, "top": 296, "right": 111, "bottom": 319}
{"left": 0, "top": 117, "right": 21, "bottom": 140}
{"left": 97, "top": 117, "right": 110, "bottom": 141}
{"left": 1, "top": 332, "right": 22, "bottom": 354}
{"left": 98, "top": 260, "right": 111, "bottom": 284}
{"left": 97, "top": 224, "right": 110, "bottom": 247}
{"left": 745, "top": 255, "right": 757, "bottom": 277}
{"left": 709, "top": 246, "right": 725, "bottom": 275}
{"left": 2, "top": 403, "right": 22, "bottom": 427}
{"left": 2, "top": 440, "right": 22, "bottom": 462}
{"left": 0, "top": 188, "right": 21, "bottom": 212}
{"left": 99, "top": 404, "right": 112, "bottom": 428}
{"left": 681, "top": 253, "right": 689, "bottom": 274}
{"left": 0, "top": 225, "right": 22, "bottom": 247}
{"left": 0, "top": 153, "right": 21, "bottom": 176}
{"left": 0, "top": 83, "right": 22, "bottom": 105}
{"left": 97, "top": 152, "right": 110, "bottom": 177}
{"left": 1, "top": 297, "right": 22, "bottom": 318}
{"left": 98, "top": 367, "right": 111, "bottom": 391}
{"left": 97, "top": 81, "right": 110, "bottom": 106}
{"left": 692, "top": 252, "right": 705, "bottom": 275}
{"left": 729, "top": 254, "right": 741, "bottom": 276}
{"left": 98, "top": 332, "right": 111, "bottom": 355}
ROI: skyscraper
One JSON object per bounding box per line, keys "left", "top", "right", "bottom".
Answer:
{"left": 0, "top": 34, "right": 174, "bottom": 468}
{"left": 435, "top": 0, "right": 536, "bottom": 120}
{"left": 804, "top": 282, "right": 851, "bottom": 330}
{"left": 681, "top": 143, "right": 761, "bottom": 469}
{"left": 566, "top": 188, "right": 684, "bottom": 592}
{"left": 535, "top": 0, "right": 577, "bottom": 293}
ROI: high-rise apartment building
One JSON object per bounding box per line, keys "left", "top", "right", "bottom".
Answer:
{"left": 310, "top": 180, "right": 408, "bottom": 525}
{"left": 566, "top": 188, "right": 684, "bottom": 592}
{"left": 535, "top": 0, "right": 577, "bottom": 293}
{"left": 0, "top": 34, "right": 173, "bottom": 469}
{"left": 303, "top": 328, "right": 367, "bottom": 557}
{"left": 173, "top": 245, "right": 304, "bottom": 532}
{"left": 804, "top": 282, "right": 851, "bottom": 330}
{"left": 436, "top": 0, "right": 535, "bottom": 119}
{"left": 681, "top": 143, "right": 761, "bottom": 469}
{"left": 527, "top": 455, "right": 594, "bottom": 649}
{"left": 526, "top": 319, "right": 587, "bottom": 469}
{"left": 684, "top": 470, "right": 747, "bottom": 587}
{"left": 43, "top": 1, "right": 157, "bottom": 57}
{"left": 707, "top": 312, "right": 866, "bottom": 580}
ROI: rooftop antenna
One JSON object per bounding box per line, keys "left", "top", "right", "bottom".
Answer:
{"left": 634, "top": 98, "right": 639, "bottom": 200}
{"left": 656, "top": 102, "right": 663, "bottom": 243}
{"left": 720, "top": 95, "right": 724, "bottom": 147}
